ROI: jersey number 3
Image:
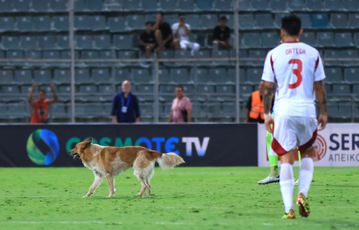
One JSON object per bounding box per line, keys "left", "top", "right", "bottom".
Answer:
{"left": 288, "top": 59, "right": 303, "bottom": 89}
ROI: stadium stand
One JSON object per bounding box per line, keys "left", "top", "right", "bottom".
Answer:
{"left": 0, "top": 0, "right": 358, "bottom": 123}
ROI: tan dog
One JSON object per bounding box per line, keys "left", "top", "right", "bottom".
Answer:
{"left": 70, "top": 138, "right": 185, "bottom": 198}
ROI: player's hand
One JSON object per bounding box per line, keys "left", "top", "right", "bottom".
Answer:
{"left": 264, "top": 114, "right": 274, "bottom": 134}
{"left": 318, "top": 112, "right": 327, "bottom": 130}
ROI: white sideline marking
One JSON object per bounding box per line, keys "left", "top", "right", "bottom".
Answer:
{"left": 3, "top": 220, "right": 122, "bottom": 225}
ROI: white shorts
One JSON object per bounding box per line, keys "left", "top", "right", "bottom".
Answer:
{"left": 271, "top": 115, "right": 318, "bottom": 156}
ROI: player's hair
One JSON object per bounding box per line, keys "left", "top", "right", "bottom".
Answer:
{"left": 39, "top": 89, "right": 46, "bottom": 94}
{"left": 145, "top": 21, "right": 154, "bottom": 26}
{"left": 176, "top": 85, "right": 184, "bottom": 91}
{"left": 219, "top": 16, "right": 227, "bottom": 21}
{"left": 281, "top": 14, "right": 301, "bottom": 36}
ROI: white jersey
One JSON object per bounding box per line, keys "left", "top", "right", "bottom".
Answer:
{"left": 261, "top": 42, "right": 326, "bottom": 118}
{"left": 171, "top": 22, "right": 190, "bottom": 41}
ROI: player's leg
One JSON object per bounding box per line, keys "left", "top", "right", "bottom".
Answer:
{"left": 257, "top": 131, "right": 279, "bottom": 185}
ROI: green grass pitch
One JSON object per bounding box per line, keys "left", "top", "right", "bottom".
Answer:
{"left": 0, "top": 167, "right": 358, "bottom": 230}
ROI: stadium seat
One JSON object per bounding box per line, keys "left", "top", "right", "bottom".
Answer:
{"left": 91, "top": 68, "right": 110, "bottom": 83}
{"left": 177, "top": 0, "right": 195, "bottom": 10}
{"left": 1, "top": 85, "right": 20, "bottom": 94}
{"left": 337, "top": 104, "right": 352, "bottom": 119}
{"left": 342, "top": 0, "right": 359, "bottom": 10}
{"left": 246, "top": 68, "right": 262, "bottom": 83}
{"left": 117, "top": 50, "right": 136, "bottom": 59}
{"left": 33, "top": 69, "right": 52, "bottom": 84}
{"left": 269, "top": 0, "right": 287, "bottom": 12}
{"left": 158, "top": 0, "right": 175, "bottom": 10}
{"left": 43, "top": 50, "right": 60, "bottom": 59}
{"left": 344, "top": 68, "right": 359, "bottom": 82}
{"left": 185, "top": 14, "right": 201, "bottom": 30}
{"left": 98, "top": 84, "right": 114, "bottom": 94}
{"left": 238, "top": 14, "right": 255, "bottom": 29}
{"left": 14, "top": 69, "right": 32, "bottom": 84}
{"left": 248, "top": 49, "right": 267, "bottom": 59}
{"left": 0, "top": 17, "right": 15, "bottom": 31}
{"left": 326, "top": 68, "right": 343, "bottom": 82}
{"left": 54, "top": 69, "right": 70, "bottom": 84}
{"left": 251, "top": 0, "right": 270, "bottom": 10}
{"left": 113, "top": 68, "right": 131, "bottom": 83}
{"left": 113, "top": 34, "right": 133, "bottom": 49}
{"left": 200, "top": 14, "right": 218, "bottom": 29}
{"left": 311, "top": 13, "right": 330, "bottom": 28}
{"left": 6, "top": 50, "right": 24, "bottom": 58}
{"left": 196, "top": 0, "right": 213, "bottom": 10}
{"left": 288, "top": 0, "right": 305, "bottom": 10}
{"left": 52, "top": 16, "right": 68, "bottom": 31}
{"left": 20, "top": 36, "right": 39, "bottom": 49}
{"left": 56, "top": 35, "right": 69, "bottom": 49}
{"left": 0, "top": 70, "right": 14, "bottom": 83}
{"left": 75, "top": 35, "right": 93, "bottom": 49}
{"left": 334, "top": 32, "right": 353, "bottom": 47}
{"left": 49, "top": 0, "right": 67, "bottom": 11}
{"left": 316, "top": 32, "right": 334, "bottom": 47}
{"left": 92, "top": 16, "right": 107, "bottom": 30}
{"left": 348, "top": 14, "right": 359, "bottom": 29}
{"left": 127, "top": 15, "right": 145, "bottom": 30}
{"left": 87, "top": 0, "right": 103, "bottom": 11}
{"left": 17, "top": 16, "right": 33, "bottom": 31}
{"left": 169, "top": 68, "right": 191, "bottom": 83}
{"left": 216, "top": 85, "right": 235, "bottom": 94}
{"left": 132, "top": 68, "right": 152, "bottom": 83}
{"left": 13, "top": 0, "right": 31, "bottom": 11}
{"left": 306, "top": 0, "right": 324, "bottom": 10}
{"left": 26, "top": 50, "right": 42, "bottom": 59}
{"left": 40, "top": 35, "right": 56, "bottom": 49}
{"left": 332, "top": 84, "right": 351, "bottom": 94}
{"left": 81, "top": 50, "right": 99, "bottom": 59}
{"left": 0, "top": 0, "right": 13, "bottom": 12}
{"left": 141, "top": 0, "right": 158, "bottom": 10}
{"left": 108, "top": 16, "right": 126, "bottom": 32}
{"left": 78, "top": 84, "right": 97, "bottom": 93}
{"left": 207, "top": 67, "right": 226, "bottom": 83}
{"left": 214, "top": 0, "right": 233, "bottom": 10}
{"left": 93, "top": 35, "right": 111, "bottom": 49}
{"left": 7, "top": 102, "right": 27, "bottom": 119}
{"left": 32, "top": 0, "right": 50, "bottom": 11}
{"left": 240, "top": 84, "right": 253, "bottom": 95}
{"left": 296, "top": 13, "right": 311, "bottom": 29}
{"left": 197, "top": 85, "right": 215, "bottom": 93}
{"left": 51, "top": 103, "right": 67, "bottom": 119}
{"left": 228, "top": 67, "right": 245, "bottom": 83}
{"left": 34, "top": 16, "right": 51, "bottom": 31}
{"left": 262, "top": 32, "right": 280, "bottom": 48}
{"left": 2, "top": 36, "right": 20, "bottom": 49}
{"left": 301, "top": 31, "right": 316, "bottom": 45}
{"left": 241, "top": 32, "right": 261, "bottom": 48}
{"left": 255, "top": 13, "right": 274, "bottom": 28}
{"left": 100, "top": 50, "right": 115, "bottom": 59}
{"left": 330, "top": 13, "right": 348, "bottom": 28}
{"left": 135, "top": 84, "right": 154, "bottom": 95}
{"left": 75, "top": 68, "right": 91, "bottom": 83}
{"left": 327, "top": 103, "right": 338, "bottom": 117}
{"left": 159, "top": 84, "right": 174, "bottom": 94}
{"left": 75, "top": 16, "right": 92, "bottom": 30}
{"left": 74, "top": 0, "right": 86, "bottom": 11}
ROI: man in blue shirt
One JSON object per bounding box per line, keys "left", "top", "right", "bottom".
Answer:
{"left": 111, "top": 80, "right": 141, "bottom": 123}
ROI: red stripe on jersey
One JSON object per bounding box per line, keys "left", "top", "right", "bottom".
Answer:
{"left": 271, "top": 138, "right": 287, "bottom": 156}
{"left": 270, "top": 55, "right": 275, "bottom": 75}
{"left": 298, "top": 130, "right": 318, "bottom": 153}
{"left": 314, "top": 56, "right": 320, "bottom": 72}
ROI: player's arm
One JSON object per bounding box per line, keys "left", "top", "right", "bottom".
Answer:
{"left": 314, "top": 80, "right": 327, "bottom": 130}
{"left": 28, "top": 84, "right": 36, "bottom": 106}
{"left": 47, "top": 84, "right": 58, "bottom": 105}
{"left": 262, "top": 81, "right": 275, "bottom": 133}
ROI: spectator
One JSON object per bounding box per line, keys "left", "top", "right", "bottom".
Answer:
{"left": 111, "top": 80, "right": 140, "bottom": 123}
{"left": 246, "top": 81, "right": 265, "bottom": 123}
{"left": 171, "top": 15, "right": 200, "bottom": 56}
{"left": 153, "top": 12, "right": 173, "bottom": 52}
{"left": 28, "top": 83, "right": 58, "bottom": 124}
{"left": 139, "top": 21, "right": 157, "bottom": 59}
{"left": 169, "top": 85, "right": 192, "bottom": 123}
{"left": 212, "top": 16, "right": 231, "bottom": 49}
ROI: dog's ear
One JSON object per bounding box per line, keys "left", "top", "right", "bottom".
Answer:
{"left": 84, "top": 137, "right": 93, "bottom": 144}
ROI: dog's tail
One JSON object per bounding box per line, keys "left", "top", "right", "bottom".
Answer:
{"left": 156, "top": 152, "right": 185, "bottom": 169}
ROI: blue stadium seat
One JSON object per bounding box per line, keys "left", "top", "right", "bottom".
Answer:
{"left": 169, "top": 68, "right": 191, "bottom": 83}
{"left": 342, "top": 0, "right": 359, "bottom": 10}
{"left": 332, "top": 84, "right": 350, "bottom": 94}
{"left": 51, "top": 103, "right": 67, "bottom": 119}
{"left": 127, "top": 15, "right": 145, "bottom": 30}
{"left": 75, "top": 16, "right": 92, "bottom": 30}
{"left": 261, "top": 32, "right": 280, "bottom": 48}
{"left": 135, "top": 84, "right": 154, "bottom": 94}
{"left": 159, "top": 84, "right": 174, "bottom": 94}
{"left": 91, "top": 68, "right": 110, "bottom": 83}
{"left": 34, "top": 16, "right": 51, "bottom": 31}
{"left": 15, "top": 69, "right": 32, "bottom": 84}
{"left": 296, "top": 13, "right": 311, "bottom": 28}
{"left": 132, "top": 68, "right": 152, "bottom": 83}
{"left": 186, "top": 14, "right": 201, "bottom": 30}
{"left": 74, "top": 0, "right": 86, "bottom": 11}
{"left": 53, "top": 16, "right": 68, "bottom": 31}
{"left": 269, "top": 0, "right": 287, "bottom": 11}
{"left": 246, "top": 68, "right": 262, "bottom": 83}
{"left": 32, "top": 0, "right": 50, "bottom": 11}
{"left": 240, "top": 84, "right": 254, "bottom": 95}
{"left": 92, "top": 16, "right": 107, "bottom": 30}
{"left": 158, "top": 0, "right": 175, "bottom": 10}
{"left": 141, "top": 0, "right": 158, "bottom": 10}
{"left": 7, "top": 102, "right": 27, "bottom": 119}
{"left": 334, "top": 32, "right": 353, "bottom": 47}
{"left": 255, "top": 13, "right": 274, "bottom": 28}
{"left": 193, "top": 50, "right": 210, "bottom": 58}
{"left": 81, "top": 50, "right": 99, "bottom": 59}
{"left": 43, "top": 50, "right": 60, "bottom": 59}
{"left": 355, "top": 33, "right": 359, "bottom": 47}
{"left": 214, "top": 0, "right": 233, "bottom": 10}
{"left": 113, "top": 68, "right": 131, "bottom": 83}
{"left": 174, "top": 50, "right": 191, "bottom": 59}
{"left": 326, "top": 68, "right": 343, "bottom": 82}
{"left": 117, "top": 50, "right": 136, "bottom": 59}
{"left": 98, "top": 84, "right": 114, "bottom": 94}
{"left": 93, "top": 35, "right": 111, "bottom": 49}
{"left": 211, "top": 50, "right": 231, "bottom": 58}
{"left": 311, "top": 13, "right": 330, "bottom": 28}
{"left": 33, "top": 69, "right": 52, "bottom": 84}
{"left": 17, "top": 16, "right": 33, "bottom": 31}
{"left": 40, "top": 35, "right": 56, "bottom": 49}
{"left": 100, "top": 50, "right": 115, "bottom": 59}
{"left": 330, "top": 13, "right": 348, "bottom": 28}
{"left": 248, "top": 49, "right": 267, "bottom": 59}
{"left": 75, "top": 68, "right": 91, "bottom": 83}
{"left": 6, "top": 50, "right": 24, "bottom": 58}
{"left": 200, "top": 14, "right": 218, "bottom": 29}
{"left": 26, "top": 50, "right": 42, "bottom": 59}
{"left": 78, "top": 84, "right": 97, "bottom": 93}
{"left": 317, "top": 32, "right": 334, "bottom": 47}
{"left": 75, "top": 35, "right": 93, "bottom": 49}
{"left": 87, "top": 0, "right": 103, "bottom": 11}
{"left": 327, "top": 103, "right": 338, "bottom": 116}
{"left": 0, "top": 17, "right": 15, "bottom": 31}
{"left": 13, "top": 0, "right": 31, "bottom": 11}
{"left": 1, "top": 85, "right": 20, "bottom": 94}
{"left": 344, "top": 68, "right": 359, "bottom": 82}
{"left": 207, "top": 67, "right": 226, "bottom": 83}
{"left": 216, "top": 85, "right": 235, "bottom": 94}
{"left": 306, "top": 0, "right": 324, "bottom": 10}
{"left": 301, "top": 31, "right": 316, "bottom": 46}
{"left": 177, "top": 0, "right": 195, "bottom": 10}
{"left": 197, "top": 85, "right": 215, "bottom": 93}
{"left": 196, "top": 0, "right": 213, "bottom": 10}
{"left": 251, "top": 0, "right": 270, "bottom": 10}
{"left": 241, "top": 32, "right": 261, "bottom": 48}
{"left": 50, "top": 0, "right": 68, "bottom": 11}
{"left": 58, "top": 85, "right": 71, "bottom": 94}
{"left": 0, "top": 70, "right": 14, "bottom": 83}
{"left": 122, "top": 0, "right": 141, "bottom": 10}
{"left": 54, "top": 69, "right": 70, "bottom": 84}
{"left": 228, "top": 67, "right": 245, "bottom": 83}
{"left": 108, "top": 16, "right": 127, "bottom": 32}
{"left": 348, "top": 14, "right": 359, "bottom": 29}
{"left": 238, "top": 14, "right": 255, "bottom": 29}
{"left": 0, "top": 0, "right": 13, "bottom": 12}
{"left": 56, "top": 35, "right": 70, "bottom": 49}
{"left": 20, "top": 36, "right": 39, "bottom": 49}
{"left": 288, "top": 0, "right": 305, "bottom": 10}
{"left": 113, "top": 34, "right": 133, "bottom": 49}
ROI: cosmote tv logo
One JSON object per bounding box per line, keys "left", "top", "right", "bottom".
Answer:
{"left": 314, "top": 134, "right": 327, "bottom": 161}
{"left": 26, "top": 129, "right": 60, "bottom": 166}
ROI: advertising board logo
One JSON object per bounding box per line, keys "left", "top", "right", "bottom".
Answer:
{"left": 314, "top": 134, "right": 327, "bottom": 161}
{"left": 26, "top": 129, "right": 60, "bottom": 166}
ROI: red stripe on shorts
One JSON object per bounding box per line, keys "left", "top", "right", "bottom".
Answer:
{"left": 298, "top": 130, "right": 318, "bottom": 153}
{"left": 271, "top": 138, "right": 287, "bottom": 156}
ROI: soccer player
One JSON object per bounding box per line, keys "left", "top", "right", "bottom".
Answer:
{"left": 261, "top": 15, "right": 327, "bottom": 219}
